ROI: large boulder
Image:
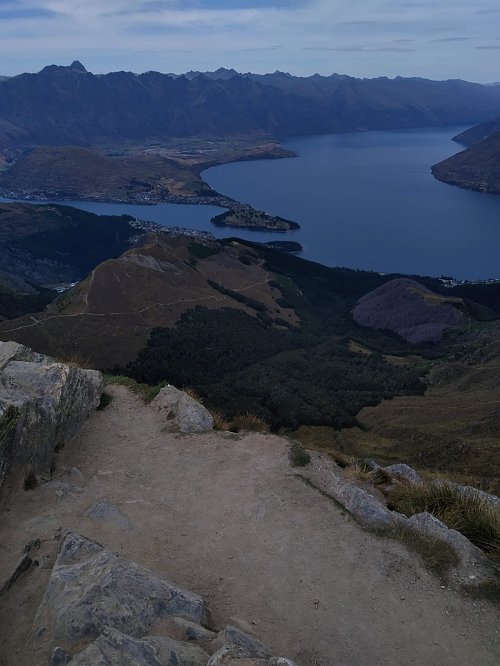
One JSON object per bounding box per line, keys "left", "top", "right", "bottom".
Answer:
{"left": 0, "top": 342, "right": 102, "bottom": 496}
{"left": 153, "top": 385, "right": 213, "bottom": 434}
{"left": 31, "top": 530, "right": 204, "bottom": 662}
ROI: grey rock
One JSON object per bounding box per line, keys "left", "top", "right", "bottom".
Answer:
{"left": 48, "top": 647, "right": 72, "bottom": 665}
{"left": 86, "top": 499, "right": 131, "bottom": 529}
{"left": 0, "top": 341, "right": 102, "bottom": 496}
{"left": 165, "top": 616, "right": 217, "bottom": 643}
{"left": 384, "top": 463, "right": 423, "bottom": 485}
{"left": 302, "top": 460, "right": 406, "bottom": 529}
{"left": 153, "top": 385, "right": 213, "bottom": 434}
{"left": 213, "top": 627, "right": 272, "bottom": 659}
{"left": 31, "top": 530, "right": 204, "bottom": 660}
{"left": 407, "top": 512, "right": 498, "bottom": 582}
{"left": 69, "top": 626, "right": 209, "bottom": 666}
{"left": 0, "top": 552, "right": 32, "bottom": 594}
{"left": 40, "top": 480, "right": 82, "bottom": 498}
{"left": 269, "top": 660, "right": 300, "bottom": 666}
{"left": 69, "top": 466, "right": 84, "bottom": 483}
{"left": 207, "top": 645, "right": 256, "bottom": 666}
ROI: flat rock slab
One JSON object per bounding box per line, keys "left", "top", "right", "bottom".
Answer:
{"left": 87, "top": 499, "right": 131, "bottom": 529}
{"left": 31, "top": 530, "right": 204, "bottom": 662}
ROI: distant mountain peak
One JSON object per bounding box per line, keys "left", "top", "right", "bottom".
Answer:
{"left": 70, "top": 60, "right": 87, "bottom": 73}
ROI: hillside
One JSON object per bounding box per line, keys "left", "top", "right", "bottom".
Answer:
{"left": 0, "top": 146, "right": 214, "bottom": 202}
{"left": 1, "top": 63, "right": 500, "bottom": 150}
{"left": 352, "top": 278, "right": 465, "bottom": 343}
{"left": 432, "top": 124, "right": 500, "bottom": 194}
{"left": 340, "top": 330, "right": 500, "bottom": 487}
{"left": 0, "top": 202, "right": 144, "bottom": 301}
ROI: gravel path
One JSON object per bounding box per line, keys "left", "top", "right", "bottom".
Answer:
{"left": 0, "top": 385, "right": 499, "bottom": 665}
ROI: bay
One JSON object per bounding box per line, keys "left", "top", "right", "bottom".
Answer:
{"left": 3, "top": 126, "right": 500, "bottom": 280}
{"left": 204, "top": 126, "right": 500, "bottom": 280}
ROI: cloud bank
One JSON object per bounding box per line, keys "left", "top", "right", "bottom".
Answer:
{"left": 0, "top": 0, "right": 498, "bottom": 81}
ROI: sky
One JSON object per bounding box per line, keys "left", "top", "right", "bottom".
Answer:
{"left": 0, "top": 0, "right": 499, "bottom": 81}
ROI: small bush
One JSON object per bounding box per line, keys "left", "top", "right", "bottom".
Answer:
{"left": 97, "top": 391, "right": 113, "bottom": 411}
{"left": 228, "top": 413, "right": 269, "bottom": 433}
{"left": 388, "top": 481, "right": 500, "bottom": 564}
{"left": 289, "top": 441, "right": 311, "bottom": 467}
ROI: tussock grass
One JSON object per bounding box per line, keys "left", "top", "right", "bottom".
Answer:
{"left": 103, "top": 374, "right": 165, "bottom": 404}
{"left": 228, "top": 413, "right": 270, "bottom": 433}
{"left": 388, "top": 481, "right": 500, "bottom": 564}
{"left": 344, "top": 460, "right": 373, "bottom": 481}
{"left": 212, "top": 410, "right": 231, "bottom": 431}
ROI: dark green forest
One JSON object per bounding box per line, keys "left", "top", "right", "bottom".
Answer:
{"left": 123, "top": 240, "right": 439, "bottom": 430}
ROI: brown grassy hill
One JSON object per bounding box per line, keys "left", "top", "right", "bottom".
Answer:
{"left": 352, "top": 278, "right": 465, "bottom": 343}
{"left": 0, "top": 235, "right": 297, "bottom": 368}
{"left": 337, "top": 335, "right": 500, "bottom": 487}
{"left": 0, "top": 146, "right": 214, "bottom": 201}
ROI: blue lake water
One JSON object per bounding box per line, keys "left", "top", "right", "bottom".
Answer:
{"left": 204, "top": 127, "right": 500, "bottom": 280}
{"left": 4, "top": 126, "right": 500, "bottom": 280}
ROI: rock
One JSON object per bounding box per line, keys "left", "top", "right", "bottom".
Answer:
{"left": 207, "top": 645, "right": 256, "bottom": 666}
{"left": 0, "top": 553, "right": 32, "bottom": 594}
{"left": 384, "top": 464, "right": 423, "bottom": 485}
{"left": 153, "top": 385, "right": 213, "bottom": 434}
{"left": 407, "top": 512, "right": 498, "bottom": 582}
{"left": 213, "top": 627, "right": 272, "bottom": 659}
{"left": 40, "top": 480, "right": 82, "bottom": 498}
{"left": 163, "top": 616, "right": 217, "bottom": 643}
{"left": 69, "top": 466, "right": 84, "bottom": 483}
{"left": 31, "top": 530, "right": 204, "bottom": 661}
{"left": 0, "top": 342, "right": 102, "bottom": 496}
{"left": 69, "top": 626, "right": 209, "bottom": 666}
{"left": 269, "top": 660, "right": 300, "bottom": 666}
{"left": 48, "top": 647, "right": 72, "bottom": 665}
{"left": 302, "top": 458, "right": 406, "bottom": 529}
{"left": 86, "top": 499, "right": 131, "bottom": 529}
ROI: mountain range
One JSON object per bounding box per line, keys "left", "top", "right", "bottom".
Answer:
{"left": 2, "top": 62, "right": 500, "bottom": 149}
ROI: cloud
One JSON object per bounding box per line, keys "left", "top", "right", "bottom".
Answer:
{"left": 0, "top": 0, "right": 498, "bottom": 82}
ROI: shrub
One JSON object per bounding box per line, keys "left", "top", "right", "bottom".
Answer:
{"left": 388, "top": 481, "right": 500, "bottom": 563}
{"left": 212, "top": 410, "right": 231, "bottom": 431}
{"left": 344, "top": 460, "right": 373, "bottom": 481}
{"left": 289, "top": 441, "right": 311, "bottom": 467}
{"left": 97, "top": 391, "right": 113, "bottom": 411}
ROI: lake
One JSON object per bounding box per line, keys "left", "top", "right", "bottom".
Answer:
{"left": 204, "top": 127, "right": 500, "bottom": 280}
{"left": 4, "top": 126, "right": 500, "bottom": 280}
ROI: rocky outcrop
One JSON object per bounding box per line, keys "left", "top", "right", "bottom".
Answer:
{"left": 34, "top": 530, "right": 298, "bottom": 666}
{"left": 300, "top": 454, "right": 499, "bottom": 586}
{"left": 153, "top": 385, "right": 214, "bottom": 434}
{"left": 0, "top": 341, "right": 102, "bottom": 497}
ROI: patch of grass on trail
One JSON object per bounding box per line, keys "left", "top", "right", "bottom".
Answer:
{"left": 371, "top": 525, "right": 459, "bottom": 578}
{"left": 103, "top": 374, "right": 165, "bottom": 404}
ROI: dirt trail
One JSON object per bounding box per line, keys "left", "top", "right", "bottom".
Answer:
{"left": 0, "top": 386, "right": 499, "bottom": 665}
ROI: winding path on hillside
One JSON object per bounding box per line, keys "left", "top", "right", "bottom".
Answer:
{"left": 0, "top": 386, "right": 499, "bottom": 665}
